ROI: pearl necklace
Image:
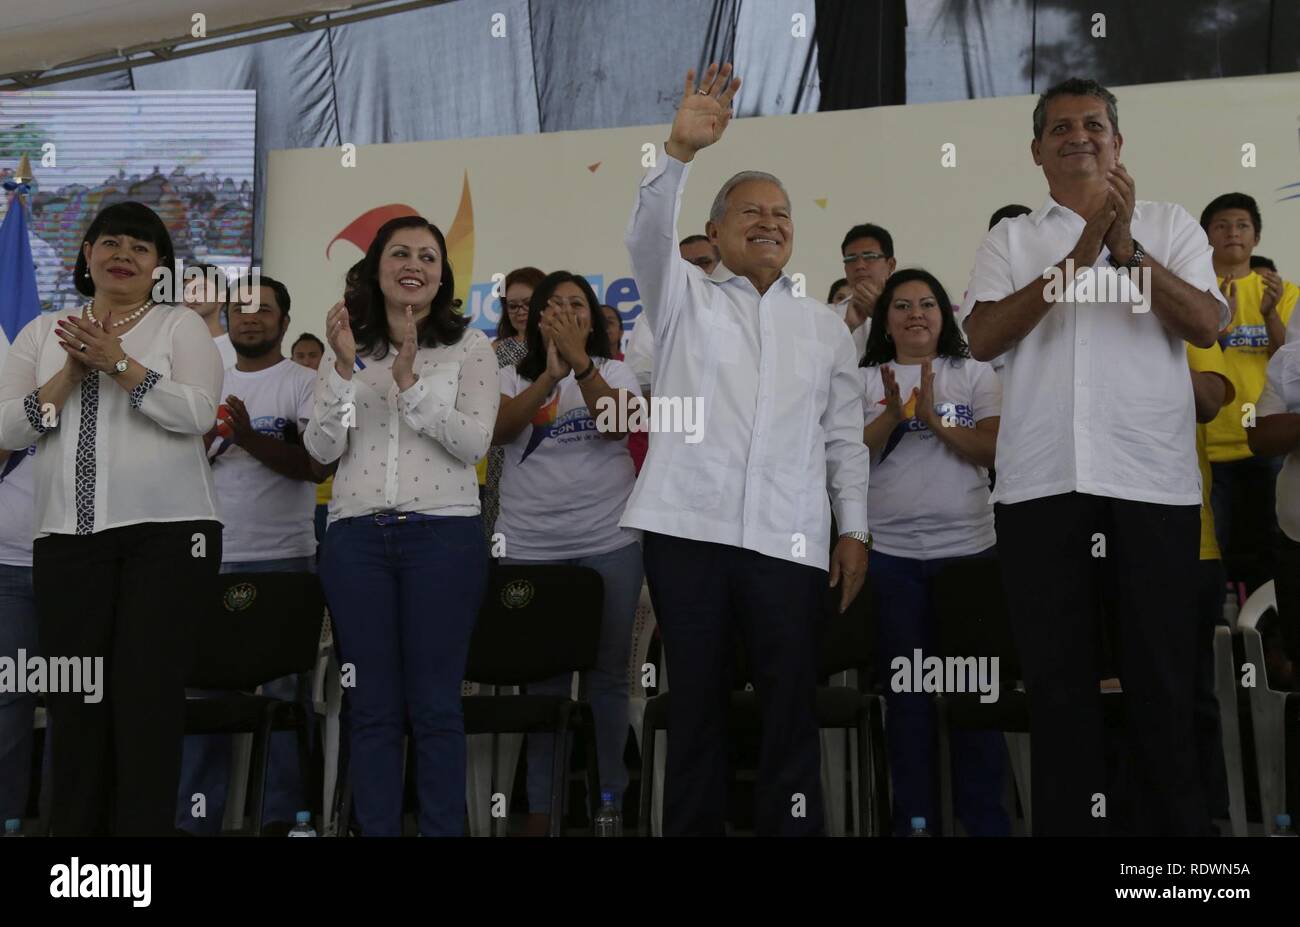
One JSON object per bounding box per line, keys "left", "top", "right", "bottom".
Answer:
{"left": 85, "top": 298, "right": 154, "bottom": 329}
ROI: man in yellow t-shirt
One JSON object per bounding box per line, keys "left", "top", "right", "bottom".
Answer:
{"left": 1199, "top": 193, "right": 1299, "bottom": 590}
{"left": 1187, "top": 342, "right": 1234, "bottom": 831}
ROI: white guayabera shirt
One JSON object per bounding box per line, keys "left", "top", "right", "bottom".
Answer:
{"left": 303, "top": 327, "right": 498, "bottom": 523}
{"left": 966, "top": 196, "right": 1229, "bottom": 507}
{"left": 621, "top": 152, "right": 869, "bottom": 571}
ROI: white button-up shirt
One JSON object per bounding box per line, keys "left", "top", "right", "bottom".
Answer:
{"left": 620, "top": 153, "right": 869, "bottom": 571}
{"left": 303, "top": 327, "right": 498, "bottom": 522}
{"left": 966, "top": 196, "right": 1229, "bottom": 507}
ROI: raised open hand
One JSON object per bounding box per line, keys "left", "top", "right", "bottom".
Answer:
{"left": 666, "top": 63, "right": 743, "bottom": 163}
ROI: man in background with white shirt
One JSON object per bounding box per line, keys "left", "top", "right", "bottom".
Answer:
{"left": 833, "top": 222, "right": 896, "bottom": 363}
{"left": 965, "top": 78, "right": 1229, "bottom": 836}
{"left": 622, "top": 63, "right": 870, "bottom": 836}
{"left": 177, "top": 276, "right": 322, "bottom": 835}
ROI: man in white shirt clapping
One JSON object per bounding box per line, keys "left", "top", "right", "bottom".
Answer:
{"left": 964, "top": 78, "right": 1230, "bottom": 836}
{"left": 621, "top": 63, "right": 870, "bottom": 836}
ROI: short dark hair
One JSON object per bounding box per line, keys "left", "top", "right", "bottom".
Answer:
{"left": 827, "top": 277, "right": 848, "bottom": 303}
{"left": 679, "top": 234, "right": 713, "bottom": 249}
{"left": 841, "top": 223, "right": 894, "bottom": 259}
{"left": 254, "top": 275, "right": 291, "bottom": 319}
{"left": 516, "top": 272, "right": 612, "bottom": 383}
{"left": 1033, "top": 78, "right": 1119, "bottom": 140}
{"left": 496, "top": 266, "right": 546, "bottom": 340}
{"left": 1200, "top": 193, "right": 1262, "bottom": 236}
{"left": 292, "top": 333, "right": 324, "bottom": 353}
{"left": 861, "top": 268, "right": 970, "bottom": 366}
{"left": 1250, "top": 255, "right": 1276, "bottom": 272}
{"left": 988, "top": 204, "right": 1032, "bottom": 230}
{"left": 347, "top": 215, "right": 465, "bottom": 359}
{"left": 74, "top": 202, "right": 176, "bottom": 298}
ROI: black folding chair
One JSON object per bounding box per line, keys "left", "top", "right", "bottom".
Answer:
{"left": 185, "top": 571, "right": 326, "bottom": 835}
{"left": 462, "top": 564, "right": 605, "bottom": 836}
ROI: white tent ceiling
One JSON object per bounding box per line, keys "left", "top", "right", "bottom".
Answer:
{"left": 0, "top": 0, "right": 445, "bottom": 85}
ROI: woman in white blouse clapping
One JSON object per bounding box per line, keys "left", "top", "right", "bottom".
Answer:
{"left": 0, "top": 202, "right": 225, "bottom": 835}
{"left": 305, "top": 215, "right": 499, "bottom": 837}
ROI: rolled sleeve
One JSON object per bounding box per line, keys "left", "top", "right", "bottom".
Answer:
{"left": 1164, "top": 203, "right": 1231, "bottom": 329}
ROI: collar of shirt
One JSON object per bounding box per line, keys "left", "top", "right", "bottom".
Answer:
{"left": 1030, "top": 193, "right": 1146, "bottom": 230}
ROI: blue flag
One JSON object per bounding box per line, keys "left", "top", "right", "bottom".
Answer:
{"left": 0, "top": 190, "right": 41, "bottom": 347}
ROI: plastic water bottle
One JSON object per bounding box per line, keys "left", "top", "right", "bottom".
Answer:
{"left": 593, "top": 791, "right": 622, "bottom": 837}
{"left": 3, "top": 818, "right": 21, "bottom": 837}
{"left": 908, "top": 816, "right": 932, "bottom": 837}
{"left": 1270, "top": 813, "right": 1298, "bottom": 836}
{"left": 287, "top": 811, "right": 316, "bottom": 837}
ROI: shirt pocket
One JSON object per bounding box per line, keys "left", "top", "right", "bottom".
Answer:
{"left": 691, "top": 312, "right": 743, "bottom": 366}
{"left": 419, "top": 361, "right": 461, "bottom": 404}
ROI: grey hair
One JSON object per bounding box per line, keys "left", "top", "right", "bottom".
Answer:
{"left": 1032, "top": 77, "right": 1119, "bottom": 139}
{"left": 709, "top": 171, "right": 791, "bottom": 225}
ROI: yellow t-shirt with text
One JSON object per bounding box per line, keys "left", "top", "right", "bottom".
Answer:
{"left": 1188, "top": 342, "right": 1231, "bottom": 560}
{"left": 1206, "top": 271, "right": 1298, "bottom": 462}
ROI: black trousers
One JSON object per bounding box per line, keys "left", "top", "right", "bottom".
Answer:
{"left": 995, "top": 493, "right": 1205, "bottom": 836}
{"left": 33, "top": 520, "right": 221, "bottom": 836}
{"left": 642, "top": 532, "right": 826, "bottom": 836}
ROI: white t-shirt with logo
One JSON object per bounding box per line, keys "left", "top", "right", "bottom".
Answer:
{"left": 0, "top": 445, "right": 36, "bottom": 567}
{"left": 862, "top": 356, "right": 1001, "bottom": 559}
{"left": 498, "top": 357, "right": 640, "bottom": 560}
{"left": 209, "top": 359, "right": 317, "bottom": 562}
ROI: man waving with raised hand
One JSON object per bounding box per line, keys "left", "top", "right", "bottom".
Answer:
{"left": 621, "top": 63, "right": 870, "bottom": 836}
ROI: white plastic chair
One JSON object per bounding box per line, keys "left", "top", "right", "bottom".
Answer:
{"left": 626, "top": 582, "right": 666, "bottom": 836}
{"left": 1237, "top": 580, "right": 1289, "bottom": 834}
{"left": 1212, "top": 625, "right": 1248, "bottom": 836}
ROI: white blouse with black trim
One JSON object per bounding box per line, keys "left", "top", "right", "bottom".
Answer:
{"left": 0, "top": 305, "right": 224, "bottom": 537}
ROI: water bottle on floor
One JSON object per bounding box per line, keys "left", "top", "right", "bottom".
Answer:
{"left": 288, "top": 811, "right": 317, "bottom": 837}
{"left": 1270, "top": 813, "right": 1298, "bottom": 836}
{"left": 908, "top": 816, "right": 932, "bottom": 837}
{"left": 3, "top": 819, "right": 22, "bottom": 837}
{"left": 594, "top": 792, "right": 622, "bottom": 837}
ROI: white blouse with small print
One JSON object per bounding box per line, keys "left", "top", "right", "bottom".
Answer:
{"left": 304, "top": 327, "right": 499, "bottom": 523}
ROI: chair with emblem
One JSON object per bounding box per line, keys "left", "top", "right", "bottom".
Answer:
{"left": 460, "top": 563, "right": 604, "bottom": 836}
{"left": 185, "top": 572, "right": 326, "bottom": 835}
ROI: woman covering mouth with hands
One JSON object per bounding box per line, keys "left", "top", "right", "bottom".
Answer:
{"left": 304, "top": 215, "right": 499, "bottom": 837}
{"left": 857, "top": 268, "right": 1009, "bottom": 837}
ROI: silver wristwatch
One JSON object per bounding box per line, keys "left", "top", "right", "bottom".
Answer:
{"left": 841, "top": 531, "right": 872, "bottom": 550}
{"left": 110, "top": 356, "right": 129, "bottom": 375}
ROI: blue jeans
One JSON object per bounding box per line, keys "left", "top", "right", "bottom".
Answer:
{"left": 0, "top": 563, "right": 38, "bottom": 821}
{"left": 176, "top": 556, "right": 317, "bottom": 834}
{"left": 870, "top": 546, "right": 1010, "bottom": 836}
{"left": 320, "top": 515, "right": 487, "bottom": 836}
{"left": 504, "top": 542, "right": 644, "bottom": 814}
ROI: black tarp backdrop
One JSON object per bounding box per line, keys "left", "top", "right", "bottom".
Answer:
{"left": 26, "top": 0, "right": 1298, "bottom": 257}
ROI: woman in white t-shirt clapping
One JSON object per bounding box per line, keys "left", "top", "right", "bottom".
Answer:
{"left": 493, "top": 271, "right": 643, "bottom": 835}
{"left": 858, "top": 268, "right": 1008, "bottom": 837}
{"left": 305, "top": 215, "right": 499, "bottom": 837}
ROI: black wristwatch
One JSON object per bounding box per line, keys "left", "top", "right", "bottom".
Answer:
{"left": 1107, "top": 239, "right": 1145, "bottom": 270}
